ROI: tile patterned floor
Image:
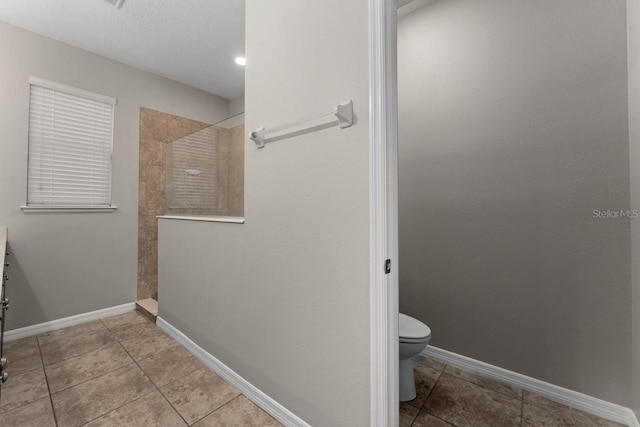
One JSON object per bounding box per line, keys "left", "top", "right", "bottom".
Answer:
{"left": 0, "top": 312, "right": 627, "bottom": 427}
{"left": 401, "top": 355, "right": 625, "bottom": 427}
{"left": 0, "top": 311, "right": 282, "bottom": 427}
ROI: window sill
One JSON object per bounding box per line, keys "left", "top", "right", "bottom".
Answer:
{"left": 21, "top": 206, "right": 118, "bottom": 213}
{"left": 157, "top": 215, "right": 244, "bottom": 224}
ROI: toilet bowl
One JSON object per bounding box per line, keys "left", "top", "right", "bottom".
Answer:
{"left": 399, "top": 313, "right": 431, "bottom": 402}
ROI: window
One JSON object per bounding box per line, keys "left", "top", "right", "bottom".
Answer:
{"left": 23, "top": 77, "right": 116, "bottom": 211}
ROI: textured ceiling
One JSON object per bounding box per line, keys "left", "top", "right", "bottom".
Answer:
{"left": 0, "top": 0, "right": 245, "bottom": 99}
{"left": 398, "top": 0, "right": 437, "bottom": 18}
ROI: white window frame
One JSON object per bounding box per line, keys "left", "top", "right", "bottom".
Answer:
{"left": 21, "top": 77, "right": 117, "bottom": 213}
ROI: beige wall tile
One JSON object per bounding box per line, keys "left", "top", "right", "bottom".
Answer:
{"left": 140, "top": 139, "right": 165, "bottom": 167}
{"left": 142, "top": 165, "right": 164, "bottom": 195}
{"left": 145, "top": 216, "right": 159, "bottom": 241}
{"left": 228, "top": 124, "right": 244, "bottom": 216}
{"left": 138, "top": 181, "right": 146, "bottom": 203}
{"left": 137, "top": 277, "right": 153, "bottom": 301}
{"left": 138, "top": 108, "right": 213, "bottom": 301}
{"left": 140, "top": 108, "right": 168, "bottom": 142}
{"left": 167, "top": 115, "right": 210, "bottom": 142}
{"left": 216, "top": 127, "right": 230, "bottom": 215}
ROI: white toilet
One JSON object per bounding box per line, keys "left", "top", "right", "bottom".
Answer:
{"left": 399, "top": 313, "right": 432, "bottom": 402}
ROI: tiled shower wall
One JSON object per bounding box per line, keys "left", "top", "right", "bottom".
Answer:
{"left": 165, "top": 123, "right": 245, "bottom": 217}
{"left": 138, "top": 108, "right": 210, "bottom": 300}
{"left": 228, "top": 124, "right": 245, "bottom": 216}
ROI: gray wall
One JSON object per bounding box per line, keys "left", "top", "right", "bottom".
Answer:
{"left": 0, "top": 21, "right": 229, "bottom": 330}
{"left": 229, "top": 95, "right": 245, "bottom": 116}
{"left": 630, "top": 0, "right": 640, "bottom": 415}
{"left": 158, "top": 0, "right": 371, "bottom": 425}
{"left": 398, "top": 0, "right": 631, "bottom": 406}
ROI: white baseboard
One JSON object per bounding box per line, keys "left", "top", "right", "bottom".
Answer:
{"left": 422, "top": 346, "right": 639, "bottom": 427}
{"left": 4, "top": 302, "right": 136, "bottom": 342}
{"left": 157, "top": 316, "right": 311, "bottom": 427}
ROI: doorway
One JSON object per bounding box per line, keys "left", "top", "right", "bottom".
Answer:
{"left": 368, "top": 1, "right": 402, "bottom": 426}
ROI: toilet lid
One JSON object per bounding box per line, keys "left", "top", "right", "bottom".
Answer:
{"left": 399, "top": 313, "right": 431, "bottom": 340}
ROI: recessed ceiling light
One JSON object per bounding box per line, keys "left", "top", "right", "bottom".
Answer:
{"left": 235, "top": 57, "right": 247, "bottom": 66}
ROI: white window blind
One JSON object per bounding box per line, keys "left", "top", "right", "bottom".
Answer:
{"left": 26, "top": 77, "right": 116, "bottom": 208}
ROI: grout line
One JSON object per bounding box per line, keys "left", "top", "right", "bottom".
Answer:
{"left": 404, "top": 403, "right": 420, "bottom": 427}
{"left": 439, "top": 366, "right": 523, "bottom": 402}
{"left": 116, "top": 329, "right": 192, "bottom": 426}
{"left": 0, "top": 365, "right": 47, "bottom": 415}
{"left": 155, "top": 388, "right": 191, "bottom": 426}
{"left": 409, "top": 364, "right": 447, "bottom": 427}
{"left": 39, "top": 329, "right": 116, "bottom": 368}
{"left": 41, "top": 337, "right": 119, "bottom": 368}
{"left": 412, "top": 362, "right": 458, "bottom": 427}
{"left": 420, "top": 362, "right": 444, "bottom": 411}
{"left": 76, "top": 323, "right": 187, "bottom": 427}
{"left": 38, "top": 319, "right": 146, "bottom": 396}
{"left": 4, "top": 362, "right": 44, "bottom": 378}
{"left": 0, "top": 396, "right": 53, "bottom": 419}
{"left": 117, "top": 317, "right": 244, "bottom": 426}
{"left": 167, "top": 389, "right": 242, "bottom": 426}
{"left": 76, "top": 388, "right": 158, "bottom": 427}
{"left": 9, "top": 316, "right": 235, "bottom": 427}
{"left": 37, "top": 320, "right": 110, "bottom": 347}
{"left": 99, "top": 314, "right": 148, "bottom": 334}
{"left": 35, "top": 335, "right": 59, "bottom": 427}
{"left": 134, "top": 349, "right": 204, "bottom": 389}
{"left": 98, "top": 317, "right": 110, "bottom": 331}
{"left": 49, "top": 359, "right": 137, "bottom": 396}
{"left": 194, "top": 394, "right": 247, "bottom": 423}
{"left": 40, "top": 316, "right": 157, "bottom": 425}
{"left": 147, "top": 371, "right": 190, "bottom": 426}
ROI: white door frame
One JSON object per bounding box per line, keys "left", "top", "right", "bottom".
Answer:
{"left": 369, "top": 0, "right": 402, "bottom": 426}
